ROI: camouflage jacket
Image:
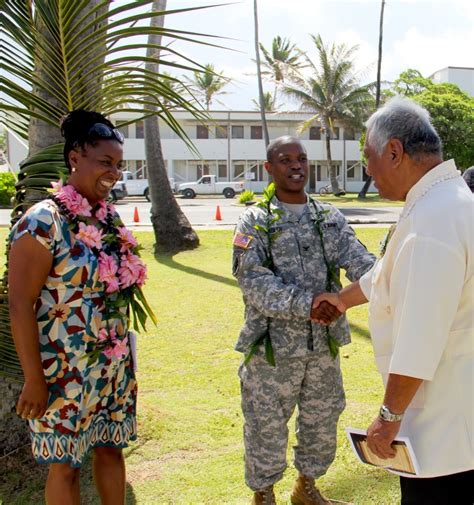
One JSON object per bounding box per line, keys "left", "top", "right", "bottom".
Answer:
{"left": 232, "top": 196, "right": 376, "bottom": 359}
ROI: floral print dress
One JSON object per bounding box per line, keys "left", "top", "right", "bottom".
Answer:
{"left": 10, "top": 199, "right": 137, "bottom": 467}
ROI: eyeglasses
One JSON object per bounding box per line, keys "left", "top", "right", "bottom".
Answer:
{"left": 87, "top": 123, "right": 124, "bottom": 143}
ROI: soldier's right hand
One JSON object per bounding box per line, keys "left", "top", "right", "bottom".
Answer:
{"left": 310, "top": 294, "right": 346, "bottom": 324}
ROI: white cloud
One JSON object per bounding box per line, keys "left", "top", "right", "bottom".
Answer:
{"left": 392, "top": 26, "right": 474, "bottom": 78}
{"left": 333, "top": 29, "right": 378, "bottom": 76}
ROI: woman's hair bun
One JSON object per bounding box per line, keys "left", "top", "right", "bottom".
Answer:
{"left": 60, "top": 109, "right": 117, "bottom": 171}
{"left": 60, "top": 109, "right": 112, "bottom": 141}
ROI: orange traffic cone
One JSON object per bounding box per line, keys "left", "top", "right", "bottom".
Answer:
{"left": 215, "top": 205, "right": 222, "bottom": 221}
{"left": 133, "top": 206, "right": 140, "bottom": 223}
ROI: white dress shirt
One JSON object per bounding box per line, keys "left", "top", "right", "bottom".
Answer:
{"left": 360, "top": 160, "right": 474, "bottom": 478}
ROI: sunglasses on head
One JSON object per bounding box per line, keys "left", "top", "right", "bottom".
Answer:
{"left": 87, "top": 123, "right": 124, "bottom": 143}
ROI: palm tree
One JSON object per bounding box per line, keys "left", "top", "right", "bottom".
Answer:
{"left": 188, "top": 64, "right": 229, "bottom": 110}
{"left": 359, "top": 0, "right": 386, "bottom": 199}
{"left": 145, "top": 0, "right": 199, "bottom": 254}
{"left": 0, "top": 0, "right": 221, "bottom": 452}
{"left": 282, "top": 34, "right": 372, "bottom": 195}
{"left": 259, "top": 35, "right": 304, "bottom": 103}
{"left": 253, "top": 0, "right": 270, "bottom": 147}
{"left": 252, "top": 91, "right": 277, "bottom": 112}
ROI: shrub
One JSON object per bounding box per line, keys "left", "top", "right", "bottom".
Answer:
{"left": 0, "top": 172, "right": 16, "bottom": 206}
{"left": 238, "top": 189, "right": 255, "bottom": 204}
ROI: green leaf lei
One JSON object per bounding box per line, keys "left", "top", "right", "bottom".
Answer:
{"left": 310, "top": 200, "right": 343, "bottom": 359}
{"left": 244, "top": 183, "right": 342, "bottom": 365}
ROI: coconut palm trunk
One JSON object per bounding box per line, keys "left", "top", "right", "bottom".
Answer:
{"left": 253, "top": 0, "right": 270, "bottom": 147}
{"left": 2, "top": 0, "right": 217, "bottom": 455}
{"left": 359, "top": 0, "right": 385, "bottom": 199}
{"left": 324, "top": 125, "right": 342, "bottom": 194}
{"left": 0, "top": 0, "right": 108, "bottom": 455}
{"left": 144, "top": 0, "right": 199, "bottom": 254}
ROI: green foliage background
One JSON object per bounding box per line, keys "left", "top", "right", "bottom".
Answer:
{"left": 0, "top": 174, "right": 16, "bottom": 206}
{"left": 392, "top": 69, "right": 474, "bottom": 170}
{"left": 415, "top": 84, "right": 474, "bottom": 170}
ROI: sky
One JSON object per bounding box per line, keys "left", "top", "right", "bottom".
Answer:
{"left": 150, "top": 0, "right": 474, "bottom": 110}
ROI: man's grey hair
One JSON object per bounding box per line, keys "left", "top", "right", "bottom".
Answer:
{"left": 365, "top": 97, "right": 442, "bottom": 159}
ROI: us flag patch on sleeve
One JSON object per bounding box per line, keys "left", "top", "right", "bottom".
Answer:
{"left": 233, "top": 232, "right": 254, "bottom": 249}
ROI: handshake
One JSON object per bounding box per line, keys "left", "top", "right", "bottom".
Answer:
{"left": 310, "top": 292, "right": 346, "bottom": 325}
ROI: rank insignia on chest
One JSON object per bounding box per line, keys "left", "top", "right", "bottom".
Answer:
{"left": 233, "top": 232, "right": 254, "bottom": 249}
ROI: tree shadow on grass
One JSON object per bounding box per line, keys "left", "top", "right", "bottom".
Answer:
{"left": 324, "top": 467, "right": 400, "bottom": 505}
{"left": 349, "top": 321, "right": 372, "bottom": 340}
{"left": 0, "top": 445, "right": 138, "bottom": 505}
{"left": 155, "top": 253, "right": 238, "bottom": 289}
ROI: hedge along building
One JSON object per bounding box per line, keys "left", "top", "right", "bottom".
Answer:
{"left": 5, "top": 109, "right": 374, "bottom": 194}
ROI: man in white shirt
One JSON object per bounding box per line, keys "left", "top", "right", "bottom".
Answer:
{"left": 314, "top": 97, "right": 473, "bottom": 504}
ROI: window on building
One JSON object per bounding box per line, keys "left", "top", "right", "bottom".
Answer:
{"left": 344, "top": 128, "right": 355, "bottom": 140}
{"left": 135, "top": 160, "right": 147, "bottom": 178}
{"left": 215, "top": 125, "right": 228, "bottom": 139}
{"left": 332, "top": 127, "right": 340, "bottom": 140}
{"left": 346, "top": 161, "right": 360, "bottom": 180}
{"left": 117, "top": 123, "right": 129, "bottom": 138}
{"left": 317, "top": 164, "right": 340, "bottom": 180}
{"left": 309, "top": 126, "right": 321, "bottom": 140}
{"left": 197, "top": 163, "right": 210, "bottom": 178}
{"left": 136, "top": 121, "right": 144, "bottom": 139}
{"left": 232, "top": 125, "right": 244, "bottom": 138}
{"left": 248, "top": 161, "right": 264, "bottom": 181}
{"left": 233, "top": 163, "right": 245, "bottom": 179}
{"left": 218, "top": 163, "right": 227, "bottom": 179}
{"left": 251, "top": 125, "right": 263, "bottom": 139}
{"left": 197, "top": 125, "right": 209, "bottom": 139}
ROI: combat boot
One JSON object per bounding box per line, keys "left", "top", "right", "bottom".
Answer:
{"left": 251, "top": 485, "right": 276, "bottom": 505}
{"left": 290, "top": 474, "right": 331, "bottom": 505}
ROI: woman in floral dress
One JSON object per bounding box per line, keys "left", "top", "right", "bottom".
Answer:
{"left": 8, "top": 110, "right": 152, "bottom": 504}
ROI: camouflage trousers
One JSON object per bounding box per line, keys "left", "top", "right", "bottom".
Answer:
{"left": 238, "top": 351, "right": 345, "bottom": 491}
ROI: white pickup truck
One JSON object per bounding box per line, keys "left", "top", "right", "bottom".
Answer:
{"left": 178, "top": 175, "right": 244, "bottom": 199}
{"left": 115, "top": 171, "right": 177, "bottom": 201}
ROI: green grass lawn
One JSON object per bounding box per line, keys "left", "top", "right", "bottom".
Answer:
{"left": 0, "top": 228, "right": 400, "bottom": 505}
{"left": 238, "top": 193, "right": 403, "bottom": 208}
{"left": 308, "top": 193, "right": 403, "bottom": 207}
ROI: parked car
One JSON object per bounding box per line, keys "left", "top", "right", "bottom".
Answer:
{"left": 118, "top": 170, "right": 177, "bottom": 200}
{"left": 110, "top": 180, "right": 128, "bottom": 201}
{"left": 178, "top": 175, "right": 244, "bottom": 199}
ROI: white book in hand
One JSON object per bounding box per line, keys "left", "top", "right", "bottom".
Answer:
{"left": 345, "top": 427, "right": 420, "bottom": 476}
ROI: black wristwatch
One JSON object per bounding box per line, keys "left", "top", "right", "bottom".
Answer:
{"left": 379, "top": 405, "right": 404, "bottom": 422}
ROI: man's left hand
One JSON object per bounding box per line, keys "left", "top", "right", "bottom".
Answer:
{"left": 366, "top": 416, "right": 400, "bottom": 459}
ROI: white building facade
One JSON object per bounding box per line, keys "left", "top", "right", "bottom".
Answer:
{"left": 7, "top": 110, "right": 374, "bottom": 193}
{"left": 429, "top": 66, "right": 474, "bottom": 96}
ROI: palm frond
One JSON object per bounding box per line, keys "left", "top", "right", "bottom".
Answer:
{"left": 0, "top": 143, "right": 68, "bottom": 381}
{"left": 1, "top": 1, "right": 229, "bottom": 140}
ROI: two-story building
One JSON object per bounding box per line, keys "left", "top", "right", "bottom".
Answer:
{"left": 6, "top": 110, "right": 374, "bottom": 193}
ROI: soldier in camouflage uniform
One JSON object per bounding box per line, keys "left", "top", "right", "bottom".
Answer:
{"left": 232, "top": 136, "right": 375, "bottom": 504}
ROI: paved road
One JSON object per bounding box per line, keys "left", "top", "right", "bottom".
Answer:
{"left": 0, "top": 196, "right": 401, "bottom": 229}
{"left": 114, "top": 196, "right": 401, "bottom": 227}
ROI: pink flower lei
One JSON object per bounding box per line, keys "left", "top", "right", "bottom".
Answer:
{"left": 50, "top": 182, "right": 155, "bottom": 363}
